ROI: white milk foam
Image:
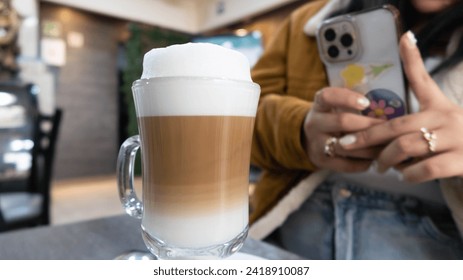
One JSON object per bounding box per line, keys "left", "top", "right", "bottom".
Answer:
{"left": 143, "top": 203, "right": 248, "bottom": 248}
{"left": 141, "top": 43, "right": 252, "bottom": 81}
{"left": 134, "top": 43, "right": 260, "bottom": 117}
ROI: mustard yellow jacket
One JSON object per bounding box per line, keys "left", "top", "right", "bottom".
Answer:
{"left": 249, "top": 0, "right": 463, "bottom": 238}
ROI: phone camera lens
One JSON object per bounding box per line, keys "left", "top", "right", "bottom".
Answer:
{"left": 324, "top": 28, "right": 336, "bottom": 41}
{"left": 327, "top": 45, "right": 339, "bottom": 58}
{"left": 340, "top": 33, "right": 353, "bottom": 47}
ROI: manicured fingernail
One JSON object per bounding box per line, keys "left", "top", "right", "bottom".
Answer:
{"left": 357, "top": 97, "right": 370, "bottom": 109}
{"left": 406, "top": 31, "right": 417, "bottom": 45}
{"left": 339, "top": 134, "right": 356, "bottom": 146}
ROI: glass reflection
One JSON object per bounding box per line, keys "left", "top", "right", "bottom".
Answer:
{"left": 0, "top": 91, "right": 17, "bottom": 106}
{"left": 0, "top": 88, "right": 34, "bottom": 182}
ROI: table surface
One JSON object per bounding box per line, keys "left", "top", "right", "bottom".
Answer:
{"left": 0, "top": 214, "right": 302, "bottom": 260}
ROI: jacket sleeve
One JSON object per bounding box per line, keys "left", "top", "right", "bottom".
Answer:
{"left": 251, "top": 17, "right": 317, "bottom": 172}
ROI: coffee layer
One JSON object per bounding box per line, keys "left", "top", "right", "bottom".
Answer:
{"left": 139, "top": 115, "right": 255, "bottom": 216}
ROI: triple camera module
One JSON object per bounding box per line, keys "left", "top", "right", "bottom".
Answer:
{"left": 318, "top": 20, "right": 359, "bottom": 62}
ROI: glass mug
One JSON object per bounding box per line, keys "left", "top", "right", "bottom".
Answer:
{"left": 117, "top": 76, "right": 260, "bottom": 259}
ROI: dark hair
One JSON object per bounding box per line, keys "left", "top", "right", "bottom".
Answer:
{"left": 330, "top": 0, "right": 463, "bottom": 74}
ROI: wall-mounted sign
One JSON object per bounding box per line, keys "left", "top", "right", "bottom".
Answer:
{"left": 67, "top": 31, "right": 84, "bottom": 48}
{"left": 42, "top": 20, "right": 62, "bottom": 37}
{"left": 41, "top": 37, "right": 66, "bottom": 66}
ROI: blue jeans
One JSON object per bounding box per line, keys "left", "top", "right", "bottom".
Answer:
{"left": 265, "top": 179, "right": 463, "bottom": 259}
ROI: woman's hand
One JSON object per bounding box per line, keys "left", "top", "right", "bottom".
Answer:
{"left": 339, "top": 31, "right": 463, "bottom": 183}
{"left": 302, "top": 87, "right": 383, "bottom": 172}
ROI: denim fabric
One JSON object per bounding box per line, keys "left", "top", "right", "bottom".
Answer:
{"left": 265, "top": 180, "right": 463, "bottom": 260}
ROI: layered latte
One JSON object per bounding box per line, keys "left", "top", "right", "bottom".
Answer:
{"left": 133, "top": 43, "right": 260, "bottom": 248}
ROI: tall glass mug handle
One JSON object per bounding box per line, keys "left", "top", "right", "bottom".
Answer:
{"left": 117, "top": 135, "right": 143, "bottom": 219}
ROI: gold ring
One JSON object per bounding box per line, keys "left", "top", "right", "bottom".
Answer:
{"left": 324, "top": 137, "right": 338, "bottom": 157}
{"left": 420, "top": 127, "right": 437, "bottom": 153}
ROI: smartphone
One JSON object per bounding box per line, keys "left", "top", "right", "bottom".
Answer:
{"left": 316, "top": 5, "right": 407, "bottom": 120}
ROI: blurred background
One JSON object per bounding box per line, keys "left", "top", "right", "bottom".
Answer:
{"left": 0, "top": 0, "right": 309, "bottom": 232}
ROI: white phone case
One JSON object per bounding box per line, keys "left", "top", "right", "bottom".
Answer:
{"left": 317, "top": 6, "right": 407, "bottom": 119}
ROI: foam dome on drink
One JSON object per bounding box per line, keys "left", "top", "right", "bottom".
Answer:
{"left": 141, "top": 42, "right": 252, "bottom": 81}
{"left": 134, "top": 43, "right": 260, "bottom": 117}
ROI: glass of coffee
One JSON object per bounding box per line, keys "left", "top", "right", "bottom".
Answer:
{"left": 117, "top": 43, "right": 260, "bottom": 259}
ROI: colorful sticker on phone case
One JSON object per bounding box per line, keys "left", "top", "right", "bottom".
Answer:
{"left": 340, "top": 63, "right": 404, "bottom": 119}
{"left": 340, "top": 63, "right": 393, "bottom": 89}
{"left": 361, "top": 88, "right": 405, "bottom": 120}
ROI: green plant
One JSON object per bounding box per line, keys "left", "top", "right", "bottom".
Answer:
{"left": 121, "top": 23, "right": 190, "bottom": 175}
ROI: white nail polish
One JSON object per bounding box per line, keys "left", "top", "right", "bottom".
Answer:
{"left": 339, "top": 134, "right": 357, "bottom": 146}
{"left": 406, "top": 31, "right": 417, "bottom": 45}
{"left": 357, "top": 97, "right": 370, "bottom": 109}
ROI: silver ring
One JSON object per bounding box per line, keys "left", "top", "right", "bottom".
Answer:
{"left": 324, "top": 137, "right": 338, "bottom": 157}
{"left": 420, "top": 127, "right": 437, "bottom": 153}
